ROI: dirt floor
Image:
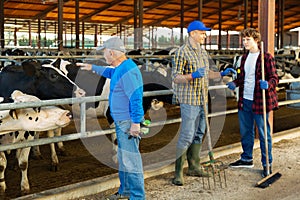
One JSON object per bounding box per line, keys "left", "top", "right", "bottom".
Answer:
{"left": 2, "top": 94, "right": 300, "bottom": 199}
{"left": 142, "top": 136, "right": 300, "bottom": 200}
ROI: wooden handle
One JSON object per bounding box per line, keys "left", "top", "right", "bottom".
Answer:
{"left": 261, "top": 42, "right": 265, "bottom": 81}
{"left": 261, "top": 41, "right": 270, "bottom": 175}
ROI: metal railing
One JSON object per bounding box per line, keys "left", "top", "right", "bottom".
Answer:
{"left": 0, "top": 79, "right": 300, "bottom": 152}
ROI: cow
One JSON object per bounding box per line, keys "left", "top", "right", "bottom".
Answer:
{"left": 150, "top": 47, "right": 178, "bottom": 67}
{"left": 1, "top": 48, "right": 29, "bottom": 68}
{"left": 0, "top": 59, "right": 85, "bottom": 100}
{"left": 0, "top": 90, "right": 72, "bottom": 194}
{"left": 0, "top": 60, "right": 85, "bottom": 170}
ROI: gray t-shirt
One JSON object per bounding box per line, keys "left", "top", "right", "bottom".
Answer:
{"left": 244, "top": 52, "right": 259, "bottom": 100}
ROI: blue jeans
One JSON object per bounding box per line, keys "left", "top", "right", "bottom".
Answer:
{"left": 238, "top": 99, "right": 273, "bottom": 167}
{"left": 177, "top": 104, "right": 206, "bottom": 149}
{"left": 115, "top": 120, "right": 145, "bottom": 200}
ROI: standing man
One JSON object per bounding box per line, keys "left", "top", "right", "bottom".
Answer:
{"left": 77, "top": 37, "right": 145, "bottom": 200}
{"left": 227, "top": 28, "right": 278, "bottom": 178}
{"left": 172, "top": 20, "right": 236, "bottom": 186}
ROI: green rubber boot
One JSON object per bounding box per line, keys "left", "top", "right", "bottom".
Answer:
{"left": 172, "top": 148, "right": 187, "bottom": 186}
{"left": 187, "top": 144, "right": 210, "bottom": 177}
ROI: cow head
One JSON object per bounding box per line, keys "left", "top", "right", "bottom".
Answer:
{"left": 47, "top": 58, "right": 108, "bottom": 108}
{"left": 21, "top": 60, "right": 85, "bottom": 99}
{"left": 0, "top": 90, "right": 71, "bottom": 134}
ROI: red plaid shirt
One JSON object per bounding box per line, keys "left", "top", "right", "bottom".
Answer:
{"left": 233, "top": 51, "right": 279, "bottom": 114}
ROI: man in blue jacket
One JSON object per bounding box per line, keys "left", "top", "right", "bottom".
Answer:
{"left": 77, "top": 37, "right": 145, "bottom": 200}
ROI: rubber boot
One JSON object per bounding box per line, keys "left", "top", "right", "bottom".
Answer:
{"left": 186, "top": 144, "right": 210, "bottom": 177}
{"left": 172, "top": 148, "right": 187, "bottom": 186}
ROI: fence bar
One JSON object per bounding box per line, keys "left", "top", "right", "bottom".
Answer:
{"left": 80, "top": 102, "right": 86, "bottom": 135}
{"left": 279, "top": 98, "right": 300, "bottom": 106}
{"left": 1, "top": 79, "right": 300, "bottom": 152}
{"left": 0, "top": 118, "right": 182, "bottom": 152}
{"left": 0, "top": 90, "right": 171, "bottom": 111}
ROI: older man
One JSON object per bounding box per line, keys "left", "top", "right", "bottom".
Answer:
{"left": 77, "top": 37, "right": 145, "bottom": 200}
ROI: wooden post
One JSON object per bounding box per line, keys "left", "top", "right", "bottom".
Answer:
{"left": 258, "top": 0, "right": 275, "bottom": 134}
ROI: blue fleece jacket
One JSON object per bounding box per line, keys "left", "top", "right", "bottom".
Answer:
{"left": 91, "top": 59, "right": 144, "bottom": 123}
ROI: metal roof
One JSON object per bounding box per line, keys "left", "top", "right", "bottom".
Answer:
{"left": 3, "top": 0, "right": 300, "bottom": 36}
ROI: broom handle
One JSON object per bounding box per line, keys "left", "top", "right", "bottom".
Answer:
{"left": 261, "top": 41, "right": 270, "bottom": 175}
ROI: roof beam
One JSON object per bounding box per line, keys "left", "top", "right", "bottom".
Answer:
{"left": 101, "top": 1, "right": 170, "bottom": 35}
{"left": 225, "top": 3, "right": 300, "bottom": 31}
{"left": 32, "top": 0, "right": 70, "bottom": 20}
{"left": 147, "top": 4, "right": 195, "bottom": 27}
{"left": 33, "top": 4, "right": 58, "bottom": 19}
{"left": 114, "top": 1, "right": 170, "bottom": 25}
{"left": 80, "top": 0, "right": 124, "bottom": 22}
{"left": 147, "top": 0, "right": 218, "bottom": 27}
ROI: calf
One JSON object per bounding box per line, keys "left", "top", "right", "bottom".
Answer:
{"left": 0, "top": 90, "right": 71, "bottom": 194}
{"left": 0, "top": 90, "right": 71, "bottom": 132}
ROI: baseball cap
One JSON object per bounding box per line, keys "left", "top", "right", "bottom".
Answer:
{"left": 187, "top": 20, "right": 211, "bottom": 33}
{"left": 97, "top": 37, "right": 126, "bottom": 53}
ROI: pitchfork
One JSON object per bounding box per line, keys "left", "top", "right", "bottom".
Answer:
{"left": 198, "top": 44, "right": 227, "bottom": 189}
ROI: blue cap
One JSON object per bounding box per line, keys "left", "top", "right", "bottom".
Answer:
{"left": 187, "top": 20, "right": 211, "bottom": 33}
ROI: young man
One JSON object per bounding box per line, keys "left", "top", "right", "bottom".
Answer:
{"left": 171, "top": 20, "right": 236, "bottom": 186}
{"left": 77, "top": 37, "right": 145, "bottom": 200}
{"left": 226, "top": 28, "right": 279, "bottom": 177}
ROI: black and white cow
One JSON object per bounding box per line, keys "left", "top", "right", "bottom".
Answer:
{"left": 150, "top": 47, "right": 178, "bottom": 67}
{"left": 0, "top": 59, "right": 85, "bottom": 100}
{"left": 0, "top": 60, "right": 85, "bottom": 170}
{"left": 0, "top": 90, "right": 71, "bottom": 194}
{"left": 1, "top": 48, "right": 29, "bottom": 68}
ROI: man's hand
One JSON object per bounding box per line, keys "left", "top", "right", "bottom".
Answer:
{"left": 76, "top": 63, "right": 92, "bottom": 71}
{"left": 226, "top": 82, "right": 236, "bottom": 90}
{"left": 129, "top": 123, "right": 140, "bottom": 137}
{"left": 260, "top": 80, "right": 269, "bottom": 90}
{"left": 220, "top": 68, "right": 237, "bottom": 76}
{"left": 191, "top": 67, "right": 206, "bottom": 79}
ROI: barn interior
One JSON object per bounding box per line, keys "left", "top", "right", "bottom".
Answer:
{"left": 1, "top": 1, "right": 300, "bottom": 199}
{"left": 1, "top": 0, "right": 300, "bottom": 52}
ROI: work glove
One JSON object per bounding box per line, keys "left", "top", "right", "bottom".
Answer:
{"left": 260, "top": 80, "right": 269, "bottom": 90}
{"left": 220, "top": 68, "right": 237, "bottom": 76}
{"left": 191, "top": 67, "right": 206, "bottom": 79}
{"left": 226, "top": 82, "right": 236, "bottom": 90}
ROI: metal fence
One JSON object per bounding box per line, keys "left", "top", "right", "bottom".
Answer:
{"left": 0, "top": 79, "right": 300, "bottom": 152}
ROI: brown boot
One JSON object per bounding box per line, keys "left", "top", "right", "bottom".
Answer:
{"left": 186, "top": 144, "right": 210, "bottom": 177}
{"left": 172, "top": 148, "right": 187, "bottom": 186}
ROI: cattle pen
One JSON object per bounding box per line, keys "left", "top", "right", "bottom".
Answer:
{"left": 0, "top": 78, "right": 300, "bottom": 199}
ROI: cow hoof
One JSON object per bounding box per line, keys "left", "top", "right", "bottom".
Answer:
{"left": 50, "top": 164, "right": 59, "bottom": 172}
